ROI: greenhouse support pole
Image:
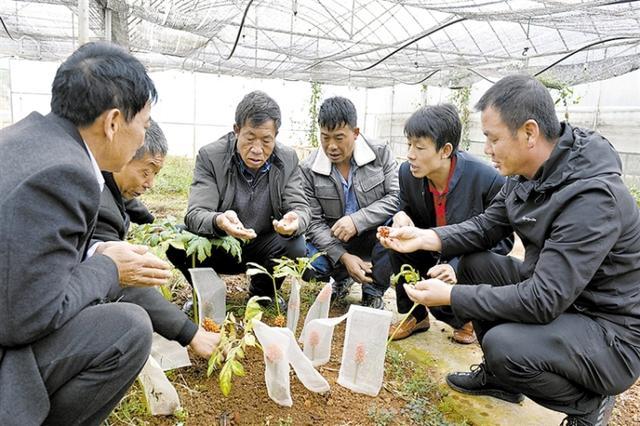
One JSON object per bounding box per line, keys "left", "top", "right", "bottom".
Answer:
{"left": 104, "top": 8, "right": 112, "bottom": 42}
{"left": 78, "top": 0, "right": 89, "bottom": 45}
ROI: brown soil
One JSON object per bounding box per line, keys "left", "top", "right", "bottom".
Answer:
{"left": 110, "top": 274, "right": 443, "bottom": 426}
{"left": 612, "top": 381, "right": 640, "bottom": 425}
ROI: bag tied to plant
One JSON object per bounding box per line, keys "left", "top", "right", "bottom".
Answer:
{"left": 299, "top": 280, "right": 332, "bottom": 343}
{"left": 337, "top": 305, "right": 392, "bottom": 396}
{"left": 253, "top": 319, "right": 329, "bottom": 406}
{"left": 287, "top": 277, "right": 301, "bottom": 334}
{"left": 138, "top": 355, "right": 182, "bottom": 416}
{"left": 189, "top": 267, "right": 226, "bottom": 324}
{"left": 150, "top": 333, "right": 191, "bottom": 371}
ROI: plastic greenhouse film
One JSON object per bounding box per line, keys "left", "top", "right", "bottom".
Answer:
{"left": 138, "top": 355, "right": 181, "bottom": 416}
{"left": 302, "top": 314, "right": 349, "bottom": 367}
{"left": 287, "top": 277, "right": 301, "bottom": 335}
{"left": 189, "top": 267, "right": 226, "bottom": 324}
{"left": 150, "top": 333, "right": 191, "bottom": 371}
{"left": 252, "top": 319, "right": 293, "bottom": 406}
{"left": 337, "top": 305, "right": 392, "bottom": 396}
{"left": 299, "top": 280, "right": 332, "bottom": 343}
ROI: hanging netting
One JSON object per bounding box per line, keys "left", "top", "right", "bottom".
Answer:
{"left": 1, "top": 0, "right": 639, "bottom": 87}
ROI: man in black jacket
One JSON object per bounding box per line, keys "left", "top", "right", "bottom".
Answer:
{"left": 387, "top": 104, "right": 511, "bottom": 342}
{"left": 379, "top": 75, "right": 640, "bottom": 425}
{"left": 94, "top": 119, "right": 219, "bottom": 358}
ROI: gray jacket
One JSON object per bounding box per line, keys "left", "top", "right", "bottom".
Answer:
{"left": 0, "top": 113, "right": 120, "bottom": 424}
{"left": 300, "top": 135, "right": 399, "bottom": 263}
{"left": 437, "top": 123, "right": 640, "bottom": 346}
{"left": 185, "top": 132, "right": 310, "bottom": 237}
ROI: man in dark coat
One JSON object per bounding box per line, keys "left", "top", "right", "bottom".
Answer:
{"left": 387, "top": 103, "right": 511, "bottom": 342}
{"left": 168, "top": 91, "right": 311, "bottom": 302}
{"left": 379, "top": 75, "right": 640, "bottom": 425}
{"left": 0, "top": 42, "right": 175, "bottom": 425}
{"left": 94, "top": 119, "right": 219, "bottom": 357}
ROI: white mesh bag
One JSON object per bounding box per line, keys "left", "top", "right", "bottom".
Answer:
{"left": 286, "top": 277, "right": 301, "bottom": 334}
{"left": 301, "top": 314, "right": 348, "bottom": 366}
{"left": 189, "top": 267, "right": 226, "bottom": 324}
{"left": 337, "top": 305, "right": 392, "bottom": 396}
{"left": 150, "top": 333, "right": 191, "bottom": 371}
{"left": 138, "top": 355, "right": 181, "bottom": 416}
{"left": 299, "top": 281, "right": 332, "bottom": 343}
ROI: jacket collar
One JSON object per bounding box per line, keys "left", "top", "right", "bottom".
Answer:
{"left": 311, "top": 135, "right": 376, "bottom": 176}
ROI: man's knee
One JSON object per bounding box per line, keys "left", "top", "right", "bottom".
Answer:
{"left": 482, "top": 324, "right": 527, "bottom": 381}
{"left": 104, "top": 303, "right": 153, "bottom": 362}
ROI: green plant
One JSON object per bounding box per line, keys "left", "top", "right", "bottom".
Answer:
{"left": 538, "top": 77, "right": 581, "bottom": 120}
{"left": 629, "top": 187, "right": 640, "bottom": 207}
{"left": 271, "top": 251, "right": 325, "bottom": 282}
{"left": 307, "top": 81, "right": 322, "bottom": 147}
{"left": 245, "top": 262, "right": 284, "bottom": 325}
{"left": 449, "top": 87, "right": 471, "bottom": 150}
{"left": 388, "top": 264, "right": 422, "bottom": 343}
{"left": 367, "top": 404, "right": 398, "bottom": 426}
{"left": 207, "top": 296, "right": 265, "bottom": 396}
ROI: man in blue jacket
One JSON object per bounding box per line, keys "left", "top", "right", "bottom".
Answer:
{"left": 387, "top": 103, "right": 511, "bottom": 342}
{"left": 380, "top": 75, "right": 640, "bottom": 425}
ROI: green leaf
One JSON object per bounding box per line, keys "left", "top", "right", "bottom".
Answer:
{"left": 243, "top": 333, "right": 257, "bottom": 347}
{"left": 230, "top": 360, "right": 245, "bottom": 377}
{"left": 244, "top": 296, "right": 268, "bottom": 323}
{"left": 159, "top": 285, "right": 172, "bottom": 301}
{"left": 219, "top": 362, "right": 233, "bottom": 396}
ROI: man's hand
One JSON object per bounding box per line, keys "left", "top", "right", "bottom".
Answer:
{"left": 188, "top": 326, "right": 221, "bottom": 359}
{"left": 427, "top": 264, "right": 457, "bottom": 284}
{"left": 404, "top": 278, "right": 453, "bottom": 307}
{"left": 272, "top": 211, "right": 299, "bottom": 236}
{"left": 377, "top": 226, "right": 442, "bottom": 254}
{"left": 340, "top": 253, "right": 373, "bottom": 284}
{"left": 100, "top": 241, "right": 172, "bottom": 288}
{"left": 331, "top": 215, "right": 357, "bottom": 242}
{"left": 392, "top": 211, "right": 415, "bottom": 228}
{"left": 215, "top": 210, "right": 257, "bottom": 240}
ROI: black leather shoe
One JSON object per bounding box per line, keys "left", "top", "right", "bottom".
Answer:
{"left": 560, "top": 395, "right": 616, "bottom": 426}
{"left": 362, "top": 294, "right": 385, "bottom": 310}
{"left": 446, "top": 363, "right": 525, "bottom": 404}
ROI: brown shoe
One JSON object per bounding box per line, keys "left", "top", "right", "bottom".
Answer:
{"left": 388, "top": 315, "right": 431, "bottom": 341}
{"left": 452, "top": 321, "right": 477, "bottom": 344}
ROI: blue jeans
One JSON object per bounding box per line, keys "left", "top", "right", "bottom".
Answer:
{"left": 305, "top": 229, "right": 392, "bottom": 297}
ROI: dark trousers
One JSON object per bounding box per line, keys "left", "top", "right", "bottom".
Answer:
{"left": 32, "top": 303, "right": 153, "bottom": 426}
{"left": 308, "top": 229, "right": 393, "bottom": 297}
{"left": 458, "top": 251, "right": 640, "bottom": 415}
{"left": 389, "top": 249, "right": 466, "bottom": 328}
{"left": 167, "top": 231, "right": 306, "bottom": 298}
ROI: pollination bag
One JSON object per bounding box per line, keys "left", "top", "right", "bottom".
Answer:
{"left": 189, "top": 267, "right": 226, "bottom": 324}
{"left": 299, "top": 280, "right": 332, "bottom": 343}
{"left": 337, "top": 305, "right": 392, "bottom": 396}
{"left": 286, "top": 277, "right": 301, "bottom": 334}
{"left": 150, "top": 333, "right": 191, "bottom": 371}
{"left": 138, "top": 355, "right": 181, "bottom": 416}
{"left": 301, "top": 314, "right": 348, "bottom": 366}
{"left": 253, "top": 320, "right": 329, "bottom": 407}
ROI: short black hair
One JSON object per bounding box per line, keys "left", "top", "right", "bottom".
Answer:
{"left": 475, "top": 74, "right": 561, "bottom": 141}
{"left": 51, "top": 42, "right": 157, "bottom": 127}
{"left": 132, "top": 119, "right": 168, "bottom": 161}
{"left": 318, "top": 96, "right": 357, "bottom": 130}
{"left": 404, "top": 103, "right": 461, "bottom": 153}
{"left": 235, "top": 91, "right": 282, "bottom": 130}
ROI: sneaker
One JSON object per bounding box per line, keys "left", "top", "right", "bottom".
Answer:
{"left": 331, "top": 278, "right": 354, "bottom": 301}
{"left": 388, "top": 315, "right": 431, "bottom": 341}
{"left": 362, "top": 294, "right": 385, "bottom": 310}
{"left": 561, "top": 395, "right": 616, "bottom": 426}
{"left": 446, "top": 363, "right": 525, "bottom": 404}
{"left": 253, "top": 294, "right": 287, "bottom": 313}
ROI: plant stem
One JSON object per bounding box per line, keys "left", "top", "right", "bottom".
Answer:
{"left": 387, "top": 302, "right": 419, "bottom": 345}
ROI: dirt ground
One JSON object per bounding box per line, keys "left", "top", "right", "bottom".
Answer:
{"left": 109, "top": 274, "right": 455, "bottom": 426}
